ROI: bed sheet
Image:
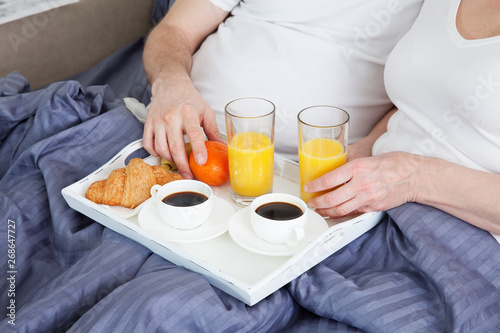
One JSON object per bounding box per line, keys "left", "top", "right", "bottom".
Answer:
{"left": 2, "top": 0, "right": 500, "bottom": 329}
{"left": 2, "top": 70, "right": 500, "bottom": 332}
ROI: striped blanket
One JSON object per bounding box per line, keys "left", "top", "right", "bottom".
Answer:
{"left": 1, "top": 71, "right": 500, "bottom": 332}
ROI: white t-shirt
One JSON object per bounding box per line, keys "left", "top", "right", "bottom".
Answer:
{"left": 373, "top": 0, "right": 500, "bottom": 174}
{"left": 191, "top": 0, "right": 424, "bottom": 161}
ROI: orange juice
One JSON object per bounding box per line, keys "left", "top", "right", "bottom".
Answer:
{"left": 228, "top": 131, "right": 274, "bottom": 197}
{"left": 299, "top": 137, "right": 346, "bottom": 203}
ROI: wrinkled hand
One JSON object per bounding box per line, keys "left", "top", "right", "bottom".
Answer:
{"left": 305, "top": 152, "right": 421, "bottom": 218}
{"left": 143, "top": 78, "right": 223, "bottom": 179}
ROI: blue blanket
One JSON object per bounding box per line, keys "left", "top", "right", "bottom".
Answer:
{"left": 2, "top": 70, "right": 500, "bottom": 332}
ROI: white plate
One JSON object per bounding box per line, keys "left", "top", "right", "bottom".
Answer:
{"left": 138, "top": 196, "right": 235, "bottom": 243}
{"left": 228, "top": 206, "right": 328, "bottom": 256}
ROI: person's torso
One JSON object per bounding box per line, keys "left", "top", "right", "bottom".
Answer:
{"left": 373, "top": 0, "right": 500, "bottom": 173}
{"left": 192, "top": 0, "right": 424, "bottom": 161}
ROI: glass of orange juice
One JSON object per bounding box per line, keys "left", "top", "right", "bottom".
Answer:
{"left": 298, "top": 106, "right": 349, "bottom": 204}
{"left": 225, "top": 97, "right": 275, "bottom": 206}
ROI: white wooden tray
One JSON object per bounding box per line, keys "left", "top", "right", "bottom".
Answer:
{"left": 61, "top": 139, "right": 385, "bottom": 306}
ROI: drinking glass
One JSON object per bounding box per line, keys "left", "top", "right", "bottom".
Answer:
{"left": 298, "top": 106, "right": 349, "bottom": 204}
{"left": 225, "top": 97, "right": 275, "bottom": 206}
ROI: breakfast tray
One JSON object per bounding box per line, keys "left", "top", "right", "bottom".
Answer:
{"left": 61, "top": 139, "right": 385, "bottom": 306}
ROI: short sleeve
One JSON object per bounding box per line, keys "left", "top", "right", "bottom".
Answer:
{"left": 207, "top": 0, "right": 240, "bottom": 12}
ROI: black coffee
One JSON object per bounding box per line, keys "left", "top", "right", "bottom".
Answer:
{"left": 255, "top": 202, "right": 304, "bottom": 220}
{"left": 162, "top": 191, "right": 208, "bottom": 207}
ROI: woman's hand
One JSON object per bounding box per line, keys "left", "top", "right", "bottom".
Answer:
{"left": 143, "top": 77, "right": 222, "bottom": 179}
{"left": 305, "top": 152, "right": 422, "bottom": 218}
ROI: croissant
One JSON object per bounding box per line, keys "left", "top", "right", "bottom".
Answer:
{"left": 85, "top": 158, "right": 183, "bottom": 209}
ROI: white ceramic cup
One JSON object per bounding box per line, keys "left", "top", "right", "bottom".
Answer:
{"left": 250, "top": 193, "right": 308, "bottom": 246}
{"left": 150, "top": 180, "right": 213, "bottom": 230}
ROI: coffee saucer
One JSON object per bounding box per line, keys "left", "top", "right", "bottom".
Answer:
{"left": 138, "top": 196, "right": 235, "bottom": 243}
{"left": 228, "top": 207, "right": 328, "bottom": 256}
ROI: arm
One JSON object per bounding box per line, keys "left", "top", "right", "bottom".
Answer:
{"left": 347, "top": 107, "right": 397, "bottom": 161}
{"left": 416, "top": 157, "right": 500, "bottom": 235}
{"left": 306, "top": 151, "right": 500, "bottom": 236}
{"left": 143, "top": 0, "right": 229, "bottom": 179}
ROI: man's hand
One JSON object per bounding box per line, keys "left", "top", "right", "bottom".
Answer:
{"left": 143, "top": 77, "right": 222, "bottom": 179}
{"left": 142, "top": 0, "right": 229, "bottom": 178}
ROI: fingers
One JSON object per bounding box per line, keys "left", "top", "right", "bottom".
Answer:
{"left": 184, "top": 114, "right": 208, "bottom": 166}
{"left": 142, "top": 118, "right": 159, "bottom": 157}
{"left": 144, "top": 105, "right": 170, "bottom": 159}
{"left": 203, "top": 110, "right": 223, "bottom": 144}
{"left": 303, "top": 164, "right": 354, "bottom": 217}
{"left": 153, "top": 124, "right": 173, "bottom": 162}
{"left": 309, "top": 181, "right": 379, "bottom": 218}
{"left": 144, "top": 99, "right": 218, "bottom": 179}
{"left": 315, "top": 204, "right": 362, "bottom": 219}
{"left": 308, "top": 183, "right": 355, "bottom": 213}
{"left": 305, "top": 160, "right": 372, "bottom": 217}
{"left": 313, "top": 197, "right": 362, "bottom": 218}
{"left": 167, "top": 132, "right": 193, "bottom": 179}
{"left": 143, "top": 101, "right": 193, "bottom": 178}
{"left": 304, "top": 164, "right": 352, "bottom": 195}
{"left": 306, "top": 154, "right": 411, "bottom": 218}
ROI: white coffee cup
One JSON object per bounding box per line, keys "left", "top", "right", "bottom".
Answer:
{"left": 250, "top": 193, "right": 308, "bottom": 246}
{"left": 150, "top": 180, "right": 213, "bottom": 230}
